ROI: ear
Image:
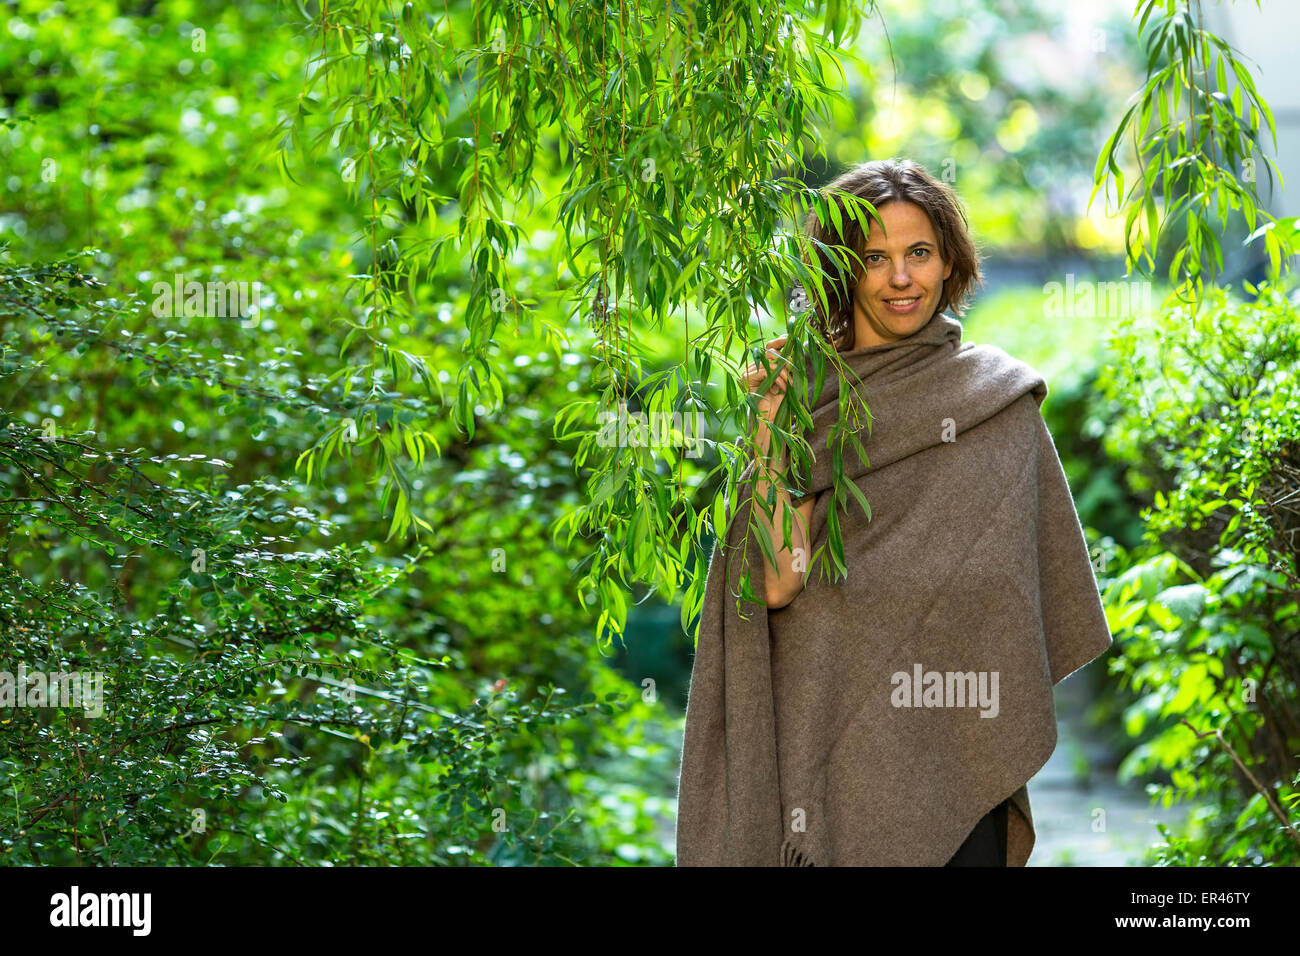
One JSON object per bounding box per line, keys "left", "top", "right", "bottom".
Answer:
{"left": 942, "top": 260, "right": 953, "bottom": 281}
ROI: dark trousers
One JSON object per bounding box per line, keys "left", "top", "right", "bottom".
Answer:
{"left": 944, "top": 798, "right": 1008, "bottom": 866}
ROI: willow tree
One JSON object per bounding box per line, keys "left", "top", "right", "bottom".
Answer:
{"left": 281, "top": 0, "right": 887, "bottom": 645}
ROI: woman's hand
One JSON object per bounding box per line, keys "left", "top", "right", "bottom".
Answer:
{"left": 741, "top": 334, "right": 814, "bottom": 608}
{"left": 744, "top": 335, "right": 793, "bottom": 429}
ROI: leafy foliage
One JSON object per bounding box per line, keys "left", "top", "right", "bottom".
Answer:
{"left": 3, "top": 0, "right": 1297, "bottom": 869}
{"left": 1092, "top": 0, "right": 1299, "bottom": 295}
{"left": 1093, "top": 281, "right": 1300, "bottom": 864}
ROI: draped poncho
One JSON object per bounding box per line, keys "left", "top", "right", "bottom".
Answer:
{"left": 675, "top": 310, "right": 1113, "bottom": 866}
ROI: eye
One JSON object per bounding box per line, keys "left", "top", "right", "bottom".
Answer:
{"left": 911, "top": 248, "right": 931, "bottom": 258}
{"left": 865, "top": 254, "right": 885, "bottom": 264}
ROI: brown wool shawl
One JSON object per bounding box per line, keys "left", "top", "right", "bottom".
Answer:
{"left": 675, "top": 310, "right": 1114, "bottom": 866}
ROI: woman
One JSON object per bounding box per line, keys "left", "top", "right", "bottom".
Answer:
{"left": 675, "top": 159, "right": 1112, "bottom": 867}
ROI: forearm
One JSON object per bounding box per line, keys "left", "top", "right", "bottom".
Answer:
{"left": 752, "top": 420, "right": 809, "bottom": 607}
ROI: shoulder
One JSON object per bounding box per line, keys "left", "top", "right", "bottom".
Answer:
{"left": 956, "top": 341, "right": 1049, "bottom": 409}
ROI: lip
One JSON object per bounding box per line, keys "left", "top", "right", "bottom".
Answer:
{"left": 882, "top": 295, "right": 921, "bottom": 314}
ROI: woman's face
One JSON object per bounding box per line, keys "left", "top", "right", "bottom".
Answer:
{"left": 850, "top": 200, "right": 953, "bottom": 348}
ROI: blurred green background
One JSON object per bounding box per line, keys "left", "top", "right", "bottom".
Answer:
{"left": 2, "top": 0, "right": 1296, "bottom": 866}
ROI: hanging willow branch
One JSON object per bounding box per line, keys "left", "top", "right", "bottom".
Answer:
{"left": 1091, "top": 0, "right": 1298, "bottom": 308}
{"left": 277, "top": 0, "right": 886, "bottom": 644}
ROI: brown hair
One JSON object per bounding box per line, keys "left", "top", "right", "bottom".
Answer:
{"left": 800, "top": 159, "right": 983, "bottom": 350}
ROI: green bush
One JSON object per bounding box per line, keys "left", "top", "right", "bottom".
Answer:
{"left": 0, "top": 254, "right": 673, "bottom": 865}
{"left": 1095, "top": 280, "right": 1300, "bottom": 865}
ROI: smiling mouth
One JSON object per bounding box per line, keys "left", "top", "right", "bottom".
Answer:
{"left": 885, "top": 297, "right": 919, "bottom": 305}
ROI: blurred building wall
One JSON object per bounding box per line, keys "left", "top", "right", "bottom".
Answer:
{"left": 1205, "top": 0, "right": 1300, "bottom": 278}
